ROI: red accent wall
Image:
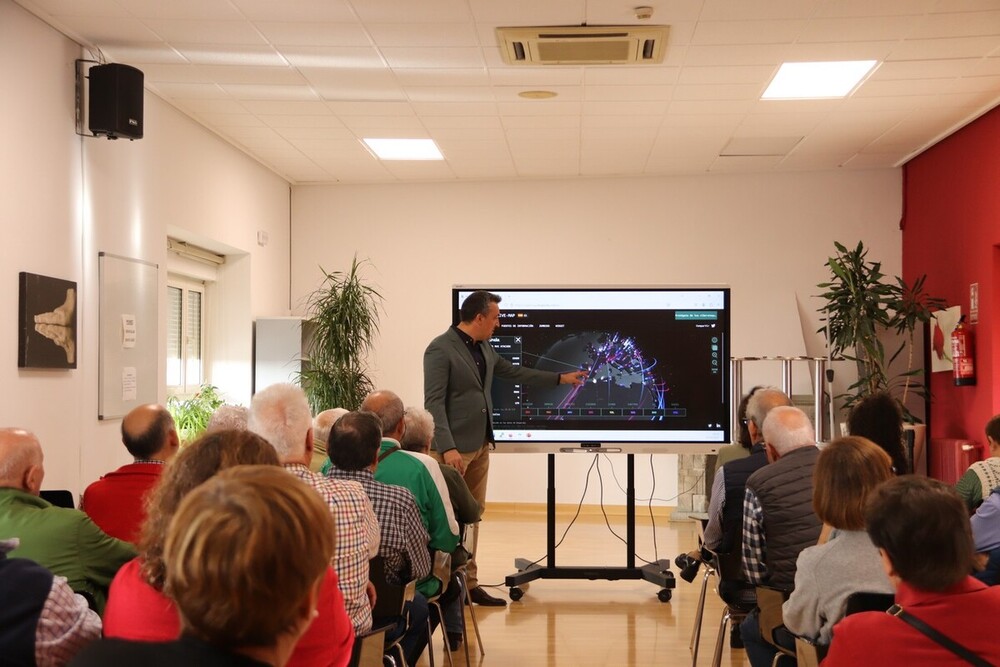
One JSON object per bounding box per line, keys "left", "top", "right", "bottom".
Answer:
{"left": 902, "top": 106, "right": 1000, "bottom": 442}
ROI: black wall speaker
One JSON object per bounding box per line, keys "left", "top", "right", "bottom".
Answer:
{"left": 88, "top": 63, "right": 144, "bottom": 140}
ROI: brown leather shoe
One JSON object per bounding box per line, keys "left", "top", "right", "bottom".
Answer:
{"left": 469, "top": 586, "right": 507, "bottom": 606}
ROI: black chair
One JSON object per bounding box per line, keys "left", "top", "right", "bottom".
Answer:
{"left": 369, "top": 555, "right": 417, "bottom": 667}
{"left": 701, "top": 546, "right": 758, "bottom": 667}
{"left": 40, "top": 489, "right": 75, "bottom": 508}
{"left": 347, "top": 625, "right": 390, "bottom": 667}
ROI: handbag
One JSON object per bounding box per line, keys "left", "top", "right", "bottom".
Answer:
{"left": 887, "top": 603, "right": 994, "bottom": 667}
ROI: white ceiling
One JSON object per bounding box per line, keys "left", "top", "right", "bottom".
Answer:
{"left": 16, "top": 0, "right": 1000, "bottom": 184}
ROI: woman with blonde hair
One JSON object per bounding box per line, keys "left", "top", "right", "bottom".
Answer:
{"left": 73, "top": 465, "right": 336, "bottom": 665}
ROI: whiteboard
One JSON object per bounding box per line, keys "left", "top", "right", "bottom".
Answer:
{"left": 98, "top": 252, "right": 158, "bottom": 419}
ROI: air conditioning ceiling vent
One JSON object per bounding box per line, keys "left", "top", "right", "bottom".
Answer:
{"left": 497, "top": 25, "right": 668, "bottom": 65}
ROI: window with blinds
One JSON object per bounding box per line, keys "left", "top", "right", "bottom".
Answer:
{"left": 166, "top": 277, "right": 205, "bottom": 395}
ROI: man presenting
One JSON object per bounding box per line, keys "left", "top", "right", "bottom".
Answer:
{"left": 424, "top": 290, "right": 586, "bottom": 606}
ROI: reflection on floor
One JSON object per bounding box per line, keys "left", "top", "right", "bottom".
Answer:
{"left": 414, "top": 507, "right": 748, "bottom": 666}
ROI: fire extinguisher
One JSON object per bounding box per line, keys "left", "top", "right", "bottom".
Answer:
{"left": 952, "top": 315, "right": 976, "bottom": 386}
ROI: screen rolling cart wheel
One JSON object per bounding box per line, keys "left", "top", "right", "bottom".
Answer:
{"left": 657, "top": 588, "right": 672, "bottom": 603}
{"left": 509, "top": 586, "right": 524, "bottom": 601}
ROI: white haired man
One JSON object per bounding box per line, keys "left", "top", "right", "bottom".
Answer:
{"left": 739, "top": 406, "right": 823, "bottom": 667}
{"left": 248, "top": 383, "right": 380, "bottom": 635}
{"left": 313, "top": 407, "right": 348, "bottom": 473}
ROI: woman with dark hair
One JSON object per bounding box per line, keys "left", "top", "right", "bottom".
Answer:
{"left": 846, "top": 392, "right": 909, "bottom": 475}
{"left": 782, "top": 437, "right": 894, "bottom": 645}
{"left": 73, "top": 465, "right": 336, "bottom": 666}
{"left": 824, "top": 476, "right": 1000, "bottom": 665}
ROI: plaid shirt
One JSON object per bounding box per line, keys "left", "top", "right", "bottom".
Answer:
{"left": 285, "top": 464, "right": 380, "bottom": 634}
{"left": 741, "top": 487, "right": 769, "bottom": 585}
{"left": 36, "top": 575, "right": 102, "bottom": 666}
{"left": 326, "top": 467, "right": 431, "bottom": 588}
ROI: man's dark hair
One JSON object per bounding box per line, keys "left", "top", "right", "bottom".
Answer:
{"left": 328, "top": 411, "right": 382, "bottom": 471}
{"left": 847, "top": 392, "right": 908, "bottom": 474}
{"left": 737, "top": 386, "right": 763, "bottom": 449}
{"left": 865, "top": 476, "right": 973, "bottom": 592}
{"left": 986, "top": 414, "right": 1000, "bottom": 443}
{"left": 122, "top": 409, "right": 173, "bottom": 459}
{"left": 459, "top": 291, "right": 501, "bottom": 323}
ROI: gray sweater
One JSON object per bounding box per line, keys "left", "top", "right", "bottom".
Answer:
{"left": 782, "top": 528, "right": 894, "bottom": 645}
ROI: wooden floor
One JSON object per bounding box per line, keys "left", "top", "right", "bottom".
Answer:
{"left": 416, "top": 507, "right": 748, "bottom": 667}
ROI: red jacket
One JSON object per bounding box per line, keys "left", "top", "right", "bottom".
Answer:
{"left": 824, "top": 577, "right": 1000, "bottom": 666}
{"left": 105, "top": 558, "right": 354, "bottom": 667}
{"left": 82, "top": 463, "right": 164, "bottom": 543}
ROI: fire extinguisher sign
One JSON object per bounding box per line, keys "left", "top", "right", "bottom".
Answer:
{"left": 970, "top": 283, "right": 979, "bottom": 324}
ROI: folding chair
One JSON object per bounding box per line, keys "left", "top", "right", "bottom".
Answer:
{"left": 703, "top": 547, "right": 758, "bottom": 667}
{"left": 793, "top": 591, "right": 894, "bottom": 666}
{"left": 370, "top": 555, "right": 417, "bottom": 667}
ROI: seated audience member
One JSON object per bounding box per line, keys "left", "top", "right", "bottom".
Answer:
{"left": 71, "top": 466, "right": 336, "bottom": 667}
{"left": 0, "top": 537, "right": 101, "bottom": 666}
{"left": 102, "top": 429, "right": 351, "bottom": 667}
{"left": 313, "top": 407, "right": 348, "bottom": 473}
{"left": 739, "top": 406, "right": 823, "bottom": 667}
{"left": 327, "top": 411, "right": 432, "bottom": 666}
{"left": 970, "top": 485, "right": 1000, "bottom": 585}
{"left": 782, "top": 437, "right": 894, "bottom": 646}
{"left": 677, "top": 388, "right": 792, "bottom": 585}
{"left": 361, "top": 390, "right": 460, "bottom": 595}
{"left": 402, "top": 405, "right": 481, "bottom": 650}
{"left": 205, "top": 404, "right": 248, "bottom": 433}
{"left": 0, "top": 428, "right": 135, "bottom": 614}
{"left": 713, "top": 385, "right": 765, "bottom": 474}
{"left": 249, "top": 383, "right": 379, "bottom": 635}
{"left": 846, "top": 392, "right": 909, "bottom": 475}
{"left": 955, "top": 414, "right": 1000, "bottom": 512}
{"left": 824, "top": 476, "right": 1000, "bottom": 666}
{"left": 82, "top": 404, "right": 179, "bottom": 543}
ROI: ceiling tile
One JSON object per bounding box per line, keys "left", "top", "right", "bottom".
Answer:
{"left": 239, "top": 100, "right": 330, "bottom": 115}
{"left": 28, "top": 0, "right": 122, "bottom": 17}
{"left": 338, "top": 115, "right": 425, "bottom": 131}
{"left": 497, "top": 100, "right": 583, "bottom": 116}
{"left": 490, "top": 67, "right": 585, "bottom": 86}
{"left": 888, "top": 36, "right": 1000, "bottom": 61}
{"left": 583, "top": 100, "right": 668, "bottom": 115}
{"left": 582, "top": 67, "right": 680, "bottom": 86}
{"left": 909, "top": 11, "right": 1000, "bottom": 40}
{"left": 406, "top": 86, "right": 496, "bottom": 102}
{"left": 430, "top": 127, "right": 508, "bottom": 142}
{"left": 273, "top": 126, "right": 356, "bottom": 140}
{"left": 262, "top": 114, "right": 347, "bottom": 129}
{"left": 708, "top": 155, "right": 782, "bottom": 171}
{"left": 256, "top": 22, "right": 371, "bottom": 48}
{"left": 409, "top": 101, "right": 498, "bottom": 116}
{"left": 683, "top": 44, "right": 786, "bottom": 66}
{"left": 193, "top": 111, "right": 265, "bottom": 127}
{"left": 815, "top": 0, "right": 937, "bottom": 18}
{"left": 172, "top": 44, "right": 285, "bottom": 66}
{"left": 691, "top": 20, "right": 804, "bottom": 46}
{"left": 220, "top": 85, "right": 319, "bottom": 101}
{"left": 699, "top": 0, "right": 819, "bottom": 21}
{"left": 872, "top": 58, "right": 982, "bottom": 80}
{"left": 300, "top": 68, "right": 406, "bottom": 100}
{"left": 102, "top": 43, "right": 186, "bottom": 64}
{"left": 51, "top": 16, "right": 161, "bottom": 42}
{"left": 381, "top": 47, "right": 487, "bottom": 68}
{"left": 195, "top": 66, "right": 307, "bottom": 85}
{"left": 677, "top": 65, "right": 775, "bottom": 85}
{"left": 583, "top": 85, "right": 673, "bottom": 101}
{"left": 396, "top": 68, "right": 491, "bottom": 87}
{"left": 796, "top": 16, "right": 919, "bottom": 43}
{"left": 116, "top": 0, "right": 243, "bottom": 20}
{"left": 672, "top": 83, "right": 761, "bottom": 101}
{"left": 381, "top": 161, "right": 456, "bottom": 181}
{"left": 583, "top": 114, "right": 661, "bottom": 129}
{"left": 352, "top": 0, "right": 474, "bottom": 23}
{"left": 325, "top": 101, "right": 415, "bottom": 116}
{"left": 367, "top": 23, "right": 479, "bottom": 47}
{"left": 143, "top": 19, "right": 267, "bottom": 44}
{"left": 231, "top": 0, "right": 356, "bottom": 22}
{"left": 281, "top": 46, "right": 385, "bottom": 69}
{"left": 169, "top": 96, "right": 243, "bottom": 112}
{"left": 467, "top": 0, "right": 586, "bottom": 24}
{"left": 421, "top": 115, "right": 503, "bottom": 129}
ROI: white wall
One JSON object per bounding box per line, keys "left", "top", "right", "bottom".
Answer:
{"left": 0, "top": 0, "right": 291, "bottom": 496}
{"left": 291, "top": 170, "right": 903, "bottom": 506}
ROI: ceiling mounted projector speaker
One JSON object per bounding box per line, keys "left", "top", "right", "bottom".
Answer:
{"left": 496, "top": 25, "right": 668, "bottom": 65}
{"left": 89, "top": 63, "right": 144, "bottom": 140}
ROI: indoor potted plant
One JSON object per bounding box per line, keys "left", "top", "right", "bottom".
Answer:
{"left": 296, "top": 255, "right": 383, "bottom": 413}
{"left": 817, "top": 241, "right": 946, "bottom": 423}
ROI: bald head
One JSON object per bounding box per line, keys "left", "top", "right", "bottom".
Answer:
{"left": 313, "top": 408, "right": 349, "bottom": 447}
{"left": 122, "top": 404, "right": 179, "bottom": 461}
{"left": 761, "top": 406, "right": 816, "bottom": 459}
{"left": 0, "top": 428, "right": 44, "bottom": 494}
{"left": 361, "top": 390, "right": 405, "bottom": 440}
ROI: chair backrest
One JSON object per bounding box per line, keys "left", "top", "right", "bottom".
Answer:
{"left": 369, "top": 555, "right": 415, "bottom": 620}
{"left": 844, "top": 591, "right": 894, "bottom": 615}
{"left": 347, "top": 626, "right": 389, "bottom": 667}
{"left": 755, "top": 585, "right": 791, "bottom": 648}
{"left": 40, "top": 489, "right": 75, "bottom": 509}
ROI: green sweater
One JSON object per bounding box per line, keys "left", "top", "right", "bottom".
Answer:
{"left": 374, "top": 440, "right": 458, "bottom": 595}
{"left": 0, "top": 487, "right": 136, "bottom": 614}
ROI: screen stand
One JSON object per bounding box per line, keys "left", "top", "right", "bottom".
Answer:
{"left": 504, "top": 453, "right": 676, "bottom": 602}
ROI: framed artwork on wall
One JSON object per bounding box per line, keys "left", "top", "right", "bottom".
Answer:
{"left": 18, "top": 272, "right": 77, "bottom": 369}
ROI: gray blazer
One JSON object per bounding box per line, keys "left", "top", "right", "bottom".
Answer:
{"left": 423, "top": 328, "right": 559, "bottom": 455}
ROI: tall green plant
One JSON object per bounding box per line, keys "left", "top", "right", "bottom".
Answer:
{"left": 297, "top": 256, "right": 382, "bottom": 413}
{"left": 817, "top": 241, "right": 945, "bottom": 421}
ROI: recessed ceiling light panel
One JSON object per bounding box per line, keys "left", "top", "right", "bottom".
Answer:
{"left": 362, "top": 138, "right": 443, "bottom": 161}
{"left": 762, "top": 60, "right": 878, "bottom": 100}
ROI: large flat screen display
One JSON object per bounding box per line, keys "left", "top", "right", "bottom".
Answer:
{"left": 452, "top": 286, "right": 731, "bottom": 453}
